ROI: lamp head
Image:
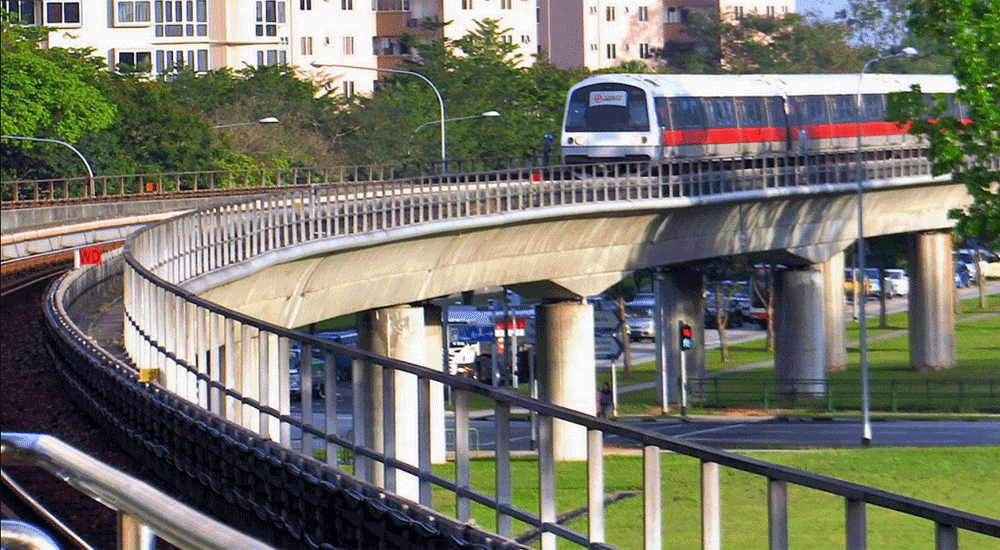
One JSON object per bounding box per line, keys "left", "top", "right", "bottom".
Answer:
{"left": 900, "top": 47, "right": 919, "bottom": 57}
{"left": 481, "top": 111, "right": 501, "bottom": 118}
{"left": 258, "top": 116, "right": 280, "bottom": 125}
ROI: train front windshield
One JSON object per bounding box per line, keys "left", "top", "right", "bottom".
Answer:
{"left": 565, "top": 84, "right": 650, "bottom": 133}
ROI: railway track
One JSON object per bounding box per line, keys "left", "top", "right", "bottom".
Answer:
{"left": 0, "top": 257, "right": 166, "bottom": 549}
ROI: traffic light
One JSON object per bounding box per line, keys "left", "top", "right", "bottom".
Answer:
{"left": 680, "top": 323, "right": 694, "bottom": 351}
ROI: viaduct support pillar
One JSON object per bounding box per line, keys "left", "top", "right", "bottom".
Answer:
{"left": 822, "top": 251, "right": 848, "bottom": 372}
{"left": 535, "top": 300, "right": 595, "bottom": 461}
{"left": 908, "top": 231, "right": 956, "bottom": 370}
{"left": 356, "top": 305, "right": 425, "bottom": 501}
{"left": 775, "top": 265, "right": 827, "bottom": 399}
{"left": 653, "top": 267, "right": 704, "bottom": 409}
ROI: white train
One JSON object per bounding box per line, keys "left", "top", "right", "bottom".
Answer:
{"left": 560, "top": 73, "right": 962, "bottom": 164}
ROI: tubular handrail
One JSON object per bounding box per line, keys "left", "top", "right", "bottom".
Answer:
{"left": 48, "top": 147, "right": 1000, "bottom": 548}
{"left": 1, "top": 433, "right": 278, "bottom": 550}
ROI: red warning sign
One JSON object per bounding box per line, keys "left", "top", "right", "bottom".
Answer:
{"left": 79, "top": 247, "right": 103, "bottom": 265}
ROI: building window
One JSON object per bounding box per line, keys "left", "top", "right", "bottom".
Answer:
{"left": 300, "top": 0, "right": 310, "bottom": 8}
{"left": 256, "top": 49, "right": 287, "bottom": 66}
{"left": 343, "top": 81, "right": 355, "bottom": 97}
{"left": 606, "top": 43, "right": 616, "bottom": 59}
{"left": 341, "top": 0, "right": 352, "bottom": 9}
{"left": 5, "top": 0, "right": 35, "bottom": 24}
{"left": 765, "top": 5, "right": 775, "bottom": 17}
{"left": 115, "top": 1, "right": 151, "bottom": 25}
{"left": 637, "top": 5, "right": 648, "bottom": 21}
{"left": 605, "top": 5, "right": 614, "bottom": 21}
{"left": 46, "top": 2, "right": 80, "bottom": 24}
{"left": 255, "top": 0, "right": 285, "bottom": 37}
{"left": 521, "top": 34, "right": 530, "bottom": 44}
{"left": 733, "top": 6, "right": 744, "bottom": 19}
{"left": 639, "top": 43, "right": 650, "bottom": 58}
{"left": 461, "top": 0, "right": 471, "bottom": 9}
{"left": 116, "top": 51, "right": 152, "bottom": 71}
{"left": 155, "top": 48, "right": 208, "bottom": 73}
{"left": 344, "top": 36, "right": 354, "bottom": 55}
{"left": 588, "top": 5, "right": 596, "bottom": 14}
{"left": 155, "top": 0, "right": 207, "bottom": 37}
{"left": 500, "top": 0, "right": 510, "bottom": 8}
{"left": 301, "top": 36, "right": 313, "bottom": 55}
{"left": 590, "top": 43, "right": 598, "bottom": 51}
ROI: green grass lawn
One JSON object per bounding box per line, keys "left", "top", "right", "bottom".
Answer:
{"left": 430, "top": 447, "right": 1000, "bottom": 550}
{"left": 608, "top": 295, "right": 999, "bottom": 415}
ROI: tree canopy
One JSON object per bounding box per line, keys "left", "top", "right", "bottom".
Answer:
{"left": 1, "top": 11, "right": 117, "bottom": 178}
{"left": 889, "top": 0, "right": 999, "bottom": 246}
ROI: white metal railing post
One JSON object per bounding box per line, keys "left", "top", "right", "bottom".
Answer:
{"left": 324, "top": 350, "right": 338, "bottom": 467}
{"left": 538, "top": 414, "right": 556, "bottom": 550}
{"left": 768, "top": 478, "right": 788, "bottom": 550}
{"left": 454, "top": 389, "right": 471, "bottom": 521}
{"left": 587, "top": 428, "right": 605, "bottom": 544}
{"left": 495, "top": 401, "right": 512, "bottom": 538}
{"left": 418, "top": 375, "right": 433, "bottom": 507}
{"left": 118, "top": 510, "right": 156, "bottom": 550}
{"left": 846, "top": 497, "right": 867, "bottom": 550}
{"left": 702, "top": 460, "right": 721, "bottom": 550}
{"left": 936, "top": 523, "right": 958, "bottom": 550}
{"left": 643, "top": 445, "right": 662, "bottom": 550}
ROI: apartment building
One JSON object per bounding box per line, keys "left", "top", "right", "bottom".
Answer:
{"left": 4, "top": 0, "right": 535, "bottom": 97}
{"left": 539, "top": 0, "right": 795, "bottom": 70}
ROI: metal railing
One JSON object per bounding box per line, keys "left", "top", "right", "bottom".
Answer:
{"left": 1, "top": 433, "right": 278, "bottom": 550}
{"left": 0, "top": 155, "right": 550, "bottom": 208}
{"left": 689, "top": 377, "right": 1000, "bottom": 412}
{"left": 41, "top": 149, "right": 1000, "bottom": 549}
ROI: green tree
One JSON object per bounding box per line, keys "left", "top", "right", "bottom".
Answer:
{"left": 1, "top": 10, "right": 116, "bottom": 179}
{"left": 331, "top": 19, "right": 585, "bottom": 170}
{"left": 656, "top": 12, "right": 864, "bottom": 74}
{"left": 889, "top": 0, "right": 999, "bottom": 248}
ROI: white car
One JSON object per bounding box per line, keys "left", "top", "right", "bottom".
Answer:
{"left": 884, "top": 268, "right": 910, "bottom": 297}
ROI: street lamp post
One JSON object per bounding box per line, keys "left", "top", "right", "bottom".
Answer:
{"left": 212, "top": 116, "right": 280, "bottom": 129}
{"left": 412, "top": 111, "right": 500, "bottom": 135}
{"left": 2, "top": 135, "right": 96, "bottom": 197}
{"left": 310, "top": 61, "right": 448, "bottom": 173}
{"left": 856, "top": 46, "right": 918, "bottom": 446}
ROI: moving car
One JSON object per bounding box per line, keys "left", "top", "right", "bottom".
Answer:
{"left": 884, "top": 268, "right": 910, "bottom": 297}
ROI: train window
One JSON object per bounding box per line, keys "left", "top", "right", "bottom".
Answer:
{"left": 861, "top": 94, "right": 884, "bottom": 122}
{"left": 793, "top": 96, "right": 829, "bottom": 125}
{"left": 704, "top": 97, "right": 736, "bottom": 128}
{"left": 767, "top": 97, "right": 786, "bottom": 127}
{"left": 564, "top": 84, "right": 649, "bottom": 132}
{"left": 654, "top": 97, "right": 670, "bottom": 128}
{"left": 736, "top": 98, "right": 767, "bottom": 128}
{"left": 668, "top": 97, "right": 705, "bottom": 130}
{"left": 829, "top": 95, "right": 858, "bottom": 124}
{"left": 947, "top": 95, "right": 969, "bottom": 119}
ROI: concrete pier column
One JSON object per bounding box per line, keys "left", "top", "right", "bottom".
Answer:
{"left": 423, "top": 304, "right": 447, "bottom": 464}
{"left": 356, "top": 305, "right": 425, "bottom": 501}
{"left": 535, "top": 300, "right": 595, "bottom": 461}
{"left": 774, "top": 265, "right": 827, "bottom": 399}
{"left": 652, "top": 267, "right": 704, "bottom": 408}
{"left": 821, "top": 251, "right": 848, "bottom": 372}
{"left": 908, "top": 231, "right": 956, "bottom": 370}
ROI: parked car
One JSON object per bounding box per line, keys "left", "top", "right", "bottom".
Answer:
{"left": 883, "top": 268, "right": 910, "bottom": 297}
{"left": 954, "top": 261, "right": 971, "bottom": 288}
{"left": 844, "top": 268, "right": 878, "bottom": 298}
{"left": 626, "top": 305, "right": 656, "bottom": 341}
{"left": 704, "top": 290, "right": 747, "bottom": 329}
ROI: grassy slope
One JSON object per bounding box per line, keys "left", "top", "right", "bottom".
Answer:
{"left": 432, "top": 447, "right": 1000, "bottom": 549}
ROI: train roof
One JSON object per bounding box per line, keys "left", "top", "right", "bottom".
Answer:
{"left": 569, "top": 73, "right": 959, "bottom": 98}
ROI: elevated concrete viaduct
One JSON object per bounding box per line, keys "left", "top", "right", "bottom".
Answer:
{"left": 177, "top": 178, "right": 969, "bottom": 462}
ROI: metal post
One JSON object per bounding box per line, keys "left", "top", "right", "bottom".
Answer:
{"left": 2, "top": 135, "right": 96, "bottom": 197}
{"left": 856, "top": 47, "right": 917, "bottom": 447}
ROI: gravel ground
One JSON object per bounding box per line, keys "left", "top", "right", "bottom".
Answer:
{"left": 1, "top": 272, "right": 155, "bottom": 549}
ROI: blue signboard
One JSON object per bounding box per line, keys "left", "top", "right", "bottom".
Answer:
{"left": 449, "top": 325, "right": 495, "bottom": 344}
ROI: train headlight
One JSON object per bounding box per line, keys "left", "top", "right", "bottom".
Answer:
{"left": 569, "top": 135, "right": 583, "bottom": 145}
{"left": 641, "top": 136, "right": 648, "bottom": 144}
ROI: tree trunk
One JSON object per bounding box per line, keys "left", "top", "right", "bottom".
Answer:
{"left": 714, "top": 281, "right": 730, "bottom": 362}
